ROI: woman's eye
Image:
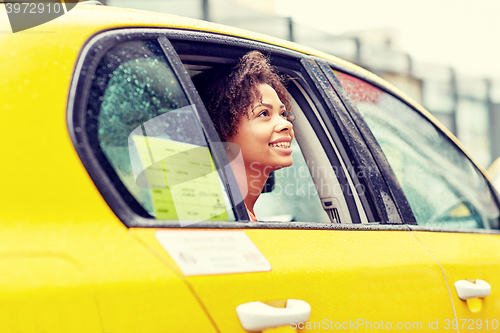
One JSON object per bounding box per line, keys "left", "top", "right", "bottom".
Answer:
{"left": 258, "top": 110, "right": 269, "bottom": 117}
{"left": 281, "top": 110, "right": 290, "bottom": 118}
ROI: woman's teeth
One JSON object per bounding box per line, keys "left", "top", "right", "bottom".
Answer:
{"left": 269, "top": 142, "right": 291, "bottom": 148}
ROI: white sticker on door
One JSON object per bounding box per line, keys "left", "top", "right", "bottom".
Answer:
{"left": 155, "top": 230, "right": 271, "bottom": 276}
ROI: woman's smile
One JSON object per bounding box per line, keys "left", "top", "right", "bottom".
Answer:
{"left": 268, "top": 137, "right": 292, "bottom": 151}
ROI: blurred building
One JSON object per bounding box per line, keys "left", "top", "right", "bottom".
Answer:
{"left": 106, "top": 0, "right": 500, "bottom": 168}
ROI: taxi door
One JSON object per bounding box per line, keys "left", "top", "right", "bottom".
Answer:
{"left": 321, "top": 60, "right": 500, "bottom": 330}
{"left": 131, "top": 227, "right": 454, "bottom": 332}
{"left": 410, "top": 231, "right": 500, "bottom": 328}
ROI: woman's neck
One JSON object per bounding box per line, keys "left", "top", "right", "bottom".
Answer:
{"left": 243, "top": 165, "right": 269, "bottom": 213}
{"left": 225, "top": 149, "right": 270, "bottom": 213}
{"left": 229, "top": 162, "right": 268, "bottom": 213}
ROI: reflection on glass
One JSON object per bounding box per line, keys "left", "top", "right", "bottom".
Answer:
{"left": 90, "top": 40, "right": 233, "bottom": 222}
{"left": 334, "top": 70, "right": 499, "bottom": 229}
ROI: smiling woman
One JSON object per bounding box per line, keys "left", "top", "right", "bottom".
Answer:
{"left": 192, "top": 51, "right": 294, "bottom": 220}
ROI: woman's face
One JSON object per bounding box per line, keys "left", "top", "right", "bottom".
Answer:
{"left": 226, "top": 83, "right": 294, "bottom": 173}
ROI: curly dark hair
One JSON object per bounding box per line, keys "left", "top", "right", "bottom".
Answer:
{"left": 192, "top": 51, "right": 292, "bottom": 141}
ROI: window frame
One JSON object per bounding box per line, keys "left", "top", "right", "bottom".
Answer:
{"left": 285, "top": 81, "right": 361, "bottom": 223}
{"left": 68, "top": 29, "right": 249, "bottom": 227}
{"left": 301, "top": 59, "right": 396, "bottom": 224}
{"left": 68, "top": 27, "right": 412, "bottom": 230}
{"left": 319, "top": 60, "right": 500, "bottom": 232}
{"left": 310, "top": 60, "right": 415, "bottom": 225}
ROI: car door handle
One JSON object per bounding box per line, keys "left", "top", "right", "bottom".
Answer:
{"left": 236, "top": 299, "right": 311, "bottom": 332}
{"left": 454, "top": 279, "right": 491, "bottom": 300}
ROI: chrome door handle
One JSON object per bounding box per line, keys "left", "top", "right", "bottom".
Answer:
{"left": 236, "top": 299, "right": 311, "bottom": 332}
{"left": 454, "top": 279, "right": 491, "bottom": 300}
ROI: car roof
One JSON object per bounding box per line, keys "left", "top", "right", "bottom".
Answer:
{"left": 1, "top": 4, "right": 386, "bottom": 92}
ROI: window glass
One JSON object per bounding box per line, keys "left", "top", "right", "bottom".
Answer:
{"left": 88, "top": 40, "right": 233, "bottom": 223}
{"left": 334, "top": 71, "right": 500, "bottom": 229}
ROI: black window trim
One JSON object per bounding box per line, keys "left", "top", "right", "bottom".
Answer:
{"left": 286, "top": 80, "right": 362, "bottom": 224}
{"left": 68, "top": 28, "right": 251, "bottom": 228}
{"left": 156, "top": 36, "right": 249, "bottom": 221}
{"left": 68, "top": 29, "right": 151, "bottom": 227}
{"left": 314, "top": 60, "right": 416, "bottom": 225}
{"left": 66, "top": 27, "right": 395, "bottom": 228}
{"left": 301, "top": 59, "right": 404, "bottom": 224}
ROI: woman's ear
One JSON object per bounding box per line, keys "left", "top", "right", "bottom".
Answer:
{"left": 224, "top": 141, "right": 240, "bottom": 162}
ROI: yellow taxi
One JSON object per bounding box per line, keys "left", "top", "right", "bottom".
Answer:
{"left": 1, "top": 2, "right": 500, "bottom": 332}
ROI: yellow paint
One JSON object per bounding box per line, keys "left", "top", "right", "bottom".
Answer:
{"left": 0, "top": 11, "right": 219, "bottom": 326}
{"left": 487, "top": 156, "right": 500, "bottom": 176}
{"left": 0, "top": 222, "right": 218, "bottom": 332}
{"left": 263, "top": 299, "right": 287, "bottom": 308}
{"left": 134, "top": 228, "right": 456, "bottom": 332}
{"left": 466, "top": 298, "right": 482, "bottom": 313}
{"left": 412, "top": 231, "right": 500, "bottom": 319}
{"left": 0, "top": 256, "right": 102, "bottom": 333}
{"left": 0, "top": 8, "right": 217, "bottom": 330}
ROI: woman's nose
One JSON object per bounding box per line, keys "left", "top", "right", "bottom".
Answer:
{"left": 274, "top": 117, "right": 293, "bottom": 133}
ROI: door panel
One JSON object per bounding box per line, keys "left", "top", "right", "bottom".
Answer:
{"left": 412, "top": 231, "right": 500, "bottom": 327}
{"left": 0, "top": 256, "right": 102, "bottom": 333}
{"left": 133, "top": 227, "right": 455, "bottom": 332}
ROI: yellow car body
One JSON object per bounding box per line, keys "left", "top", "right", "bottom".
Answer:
{"left": 1, "top": 4, "right": 500, "bottom": 332}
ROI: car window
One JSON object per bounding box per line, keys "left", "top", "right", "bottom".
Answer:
{"left": 86, "top": 40, "right": 233, "bottom": 223}
{"left": 333, "top": 71, "right": 500, "bottom": 229}
{"left": 182, "top": 56, "right": 353, "bottom": 223}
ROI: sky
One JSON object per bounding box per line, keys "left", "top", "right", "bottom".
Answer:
{"left": 274, "top": 0, "right": 500, "bottom": 81}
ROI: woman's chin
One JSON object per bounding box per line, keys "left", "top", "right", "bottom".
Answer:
{"left": 273, "top": 157, "right": 294, "bottom": 170}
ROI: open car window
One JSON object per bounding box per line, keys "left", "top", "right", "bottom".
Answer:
{"left": 179, "top": 50, "right": 364, "bottom": 224}
{"left": 254, "top": 93, "right": 339, "bottom": 223}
